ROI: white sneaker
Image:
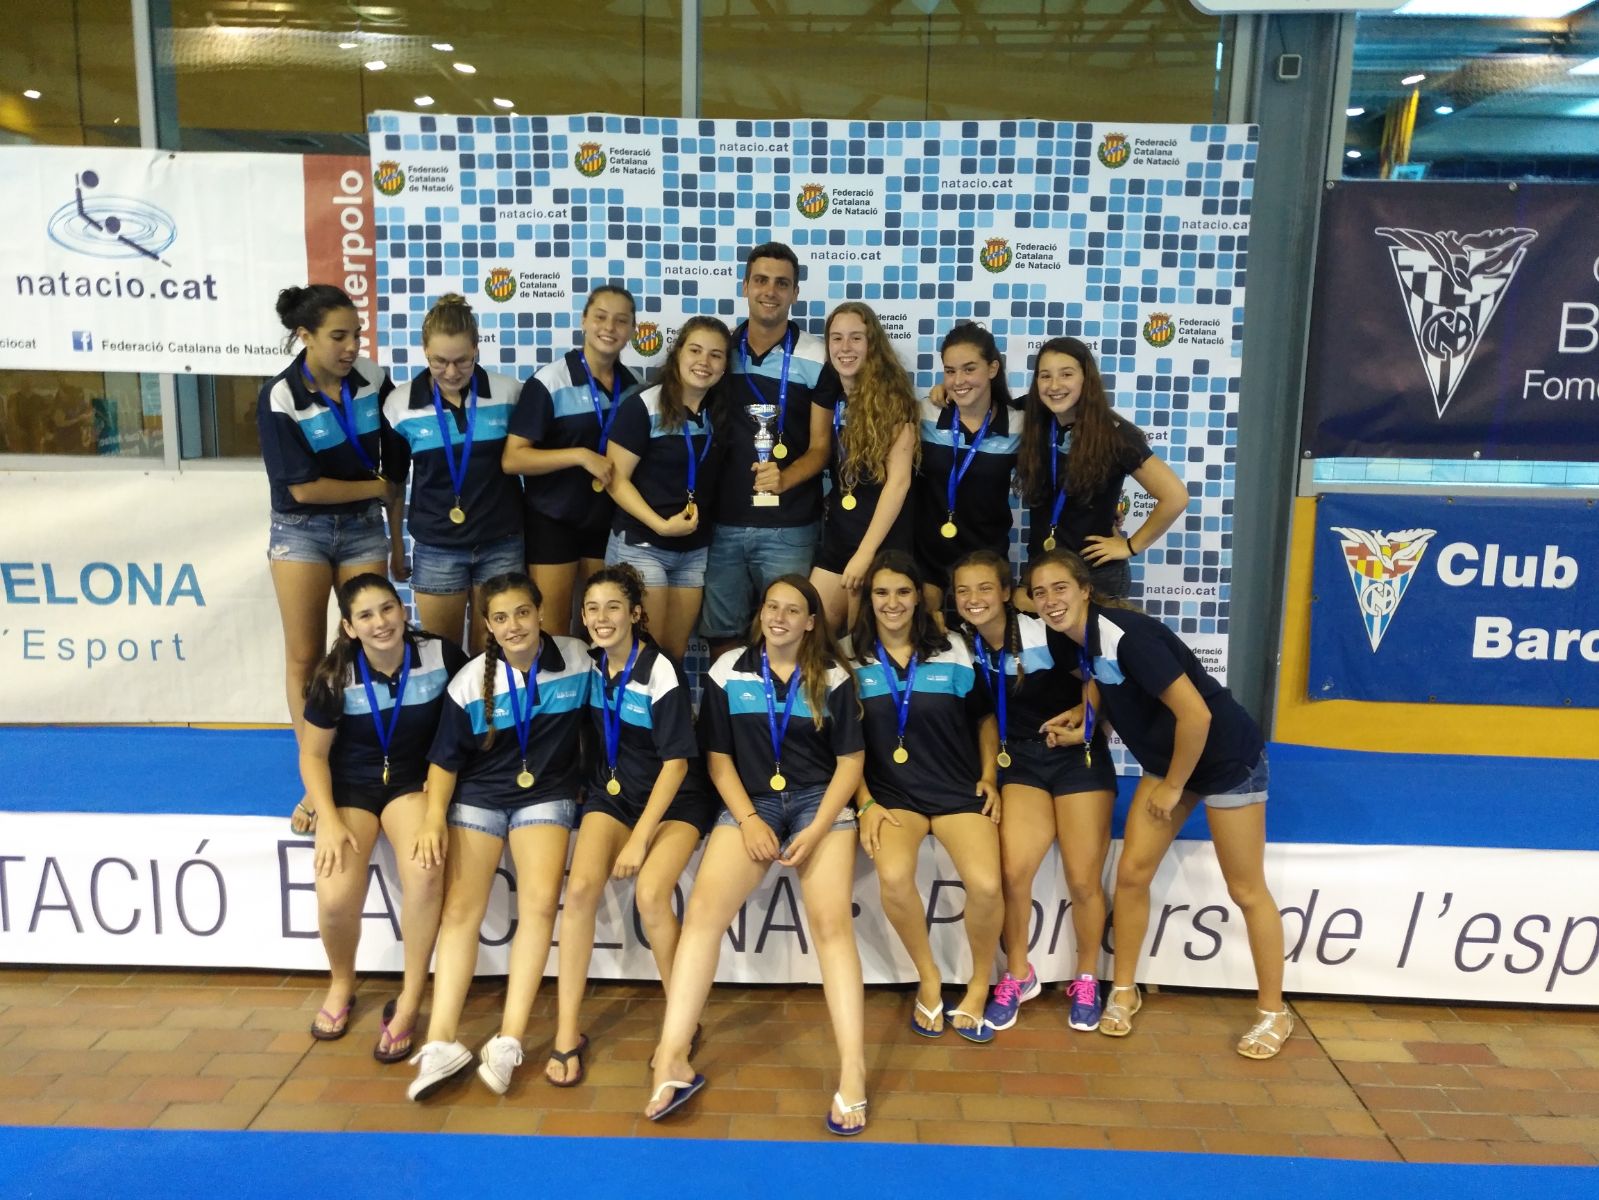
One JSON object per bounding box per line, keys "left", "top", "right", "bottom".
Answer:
{"left": 477, "top": 1034, "right": 524, "bottom": 1095}
{"left": 406, "top": 1039, "right": 472, "bottom": 1102}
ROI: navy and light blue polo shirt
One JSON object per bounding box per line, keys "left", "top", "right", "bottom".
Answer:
{"left": 913, "top": 398, "right": 1021, "bottom": 575}
{"left": 303, "top": 633, "right": 468, "bottom": 791}
{"left": 966, "top": 612, "right": 1085, "bottom": 744}
{"left": 584, "top": 641, "right": 710, "bottom": 808}
{"left": 852, "top": 638, "right": 992, "bottom": 816}
{"left": 607, "top": 384, "right": 726, "bottom": 552}
{"left": 428, "top": 634, "right": 590, "bottom": 808}
{"left": 1025, "top": 416, "right": 1154, "bottom": 558}
{"left": 717, "top": 320, "right": 841, "bottom": 528}
{"left": 257, "top": 351, "right": 397, "bottom": 515}
{"left": 508, "top": 350, "right": 640, "bottom": 525}
{"left": 1082, "top": 603, "right": 1262, "bottom": 794}
{"left": 382, "top": 367, "right": 524, "bottom": 548}
{"left": 700, "top": 646, "right": 863, "bottom": 798}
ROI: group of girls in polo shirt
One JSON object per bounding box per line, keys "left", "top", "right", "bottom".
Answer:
{"left": 261, "top": 277, "right": 1290, "bottom": 1134}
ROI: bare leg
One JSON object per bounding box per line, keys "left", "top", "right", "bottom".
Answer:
{"left": 1055, "top": 788, "right": 1115, "bottom": 977}
{"left": 269, "top": 559, "right": 334, "bottom": 742}
{"left": 657, "top": 587, "right": 706, "bottom": 664}
{"left": 415, "top": 590, "right": 470, "bottom": 649}
{"left": 808, "top": 567, "right": 848, "bottom": 637}
{"left": 379, "top": 793, "right": 446, "bottom": 1042}
{"left": 496, "top": 823, "right": 573, "bottom": 1041}
{"left": 996, "top": 783, "right": 1055, "bottom": 979}
{"left": 796, "top": 828, "right": 867, "bottom": 1132}
{"left": 1102, "top": 774, "right": 1191, "bottom": 1034}
{"left": 549, "top": 812, "right": 629, "bottom": 1082}
{"left": 423, "top": 825, "right": 505, "bottom": 1043}
{"left": 633, "top": 822, "right": 704, "bottom": 991}
{"left": 530, "top": 561, "right": 578, "bottom": 636}
{"left": 1206, "top": 803, "right": 1284, "bottom": 1011}
{"left": 931, "top": 812, "right": 1004, "bottom": 1029}
{"left": 867, "top": 809, "right": 941, "bottom": 1029}
{"left": 313, "top": 807, "right": 380, "bottom": 1029}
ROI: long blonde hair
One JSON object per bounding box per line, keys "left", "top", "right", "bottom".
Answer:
{"left": 826, "top": 302, "right": 920, "bottom": 488}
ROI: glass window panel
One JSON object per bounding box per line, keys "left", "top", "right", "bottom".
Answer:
{"left": 0, "top": 370, "right": 164, "bottom": 459}
{"left": 701, "top": 1, "right": 1228, "bottom": 123}
{"left": 0, "top": 0, "right": 139, "bottom": 147}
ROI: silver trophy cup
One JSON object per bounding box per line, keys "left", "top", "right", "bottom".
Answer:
{"left": 750, "top": 402, "right": 780, "bottom": 508}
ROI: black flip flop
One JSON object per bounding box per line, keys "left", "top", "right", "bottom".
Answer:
{"left": 547, "top": 1033, "right": 588, "bottom": 1088}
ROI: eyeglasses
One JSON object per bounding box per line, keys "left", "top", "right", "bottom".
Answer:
{"left": 427, "top": 355, "right": 476, "bottom": 373}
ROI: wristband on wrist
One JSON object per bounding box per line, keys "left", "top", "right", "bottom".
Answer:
{"left": 857, "top": 798, "right": 876, "bottom": 815}
{"left": 1124, "top": 534, "right": 1137, "bottom": 558}
{"left": 738, "top": 811, "right": 759, "bottom": 825}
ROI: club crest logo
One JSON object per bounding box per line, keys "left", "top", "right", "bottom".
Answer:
{"left": 1375, "top": 225, "right": 1537, "bottom": 418}
{"left": 1331, "top": 526, "right": 1436, "bottom": 652}
{"left": 483, "top": 267, "right": 516, "bottom": 303}
{"left": 1142, "top": 312, "right": 1175, "bottom": 348}
{"left": 979, "top": 237, "right": 1012, "bottom": 274}
{"left": 1097, "top": 133, "right": 1131, "bottom": 169}
{"left": 372, "top": 160, "right": 405, "bottom": 197}
{"left": 631, "top": 322, "right": 663, "bottom": 356}
{"left": 574, "top": 142, "right": 607, "bottom": 178}
{"left": 795, "top": 184, "right": 829, "bottom": 219}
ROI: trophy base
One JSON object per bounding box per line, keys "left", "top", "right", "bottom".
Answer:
{"left": 751, "top": 493, "right": 781, "bottom": 508}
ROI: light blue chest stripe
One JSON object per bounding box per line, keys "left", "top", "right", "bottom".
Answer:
{"left": 296, "top": 396, "right": 380, "bottom": 449}
{"left": 586, "top": 675, "right": 655, "bottom": 730}
{"left": 853, "top": 662, "right": 975, "bottom": 701}
{"left": 551, "top": 381, "right": 610, "bottom": 422}
{"left": 920, "top": 419, "right": 1020, "bottom": 456}
{"left": 392, "top": 403, "right": 512, "bottom": 452}
{"left": 1090, "top": 656, "right": 1125, "bottom": 686}
{"left": 1018, "top": 644, "right": 1054, "bottom": 674}
{"left": 725, "top": 680, "right": 818, "bottom": 721}
{"left": 732, "top": 354, "right": 824, "bottom": 390}
{"left": 462, "top": 674, "right": 588, "bottom": 734}
{"left": 647, "top": 413, "right": 710, "bottom": 441}
{"left": 341, "top": 667, "right": 449, "bottom": 716}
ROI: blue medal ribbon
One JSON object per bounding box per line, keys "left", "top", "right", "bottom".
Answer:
{"left": 740, "top": 328, "right": 793, "bottom": 453}
{"left": 976, "top": 638, "right": 1008, "bottom": 749}
{"left": 875, "top": 641, "right": 919, "bottom": 756}
{"left": 832, "top": 399, "right": 853, "bottom": 495}
{"left": 430, "top": 373, "right": 479, "bottom": 511}
{"left": 1047, "top": 424, "right": 1074, "bottom": 541}
{"left": 356, "top": 641, "right": 412, "bottom": 785}
{"left": 301, "top": 364, "right": 377, "bottom": 475}
{"left": 760, "top": 648, "right": 800, "bottom": 786}
{"left": 503, "top": 650, "right": 540, "bottom": 775}
{"left": 1076, "top": 644, "right": 1097, "bottom": 767}
{"left": 683, "top": 411, "right": 713, "bottom": 502}
{"left": 946, "top": 407, "right": 995, "bottom": 521}
{"left": 579, "top": 354, "right": 623, "bottom": 452}
{"left": 601, "top": 640, "right": 641, "bottom": 787}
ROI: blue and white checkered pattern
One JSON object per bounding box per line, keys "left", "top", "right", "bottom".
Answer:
{"left": 369, "top": 112, "right": 1255, "bottom": 675}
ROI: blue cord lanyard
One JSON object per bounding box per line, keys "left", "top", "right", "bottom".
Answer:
{"left": 760, "top": 649, "right": 800, "bottom": 791}
{"left": 976, "top": 638, "right": 1009, "bottom": 766}
{"left": 601, "top": 640, "right": 641, "bottom": 794}
{"left": 430, "top": 374, "right": 479, "bottom": 521}
{"left": 503, "top": 651, "right": 540, "bottom": 787}
{"left": 356, "top": 642, "right": 412, "bottom": 785}
{"left": 943, "top": 407, "right": 994, "bottom": 533}
{"left": 833, "top": 399, "right": 857, "bottom": 505}
{"left": 1045, "top": 423, "right": 1073, "bottom": 550}
{"left": 1076, "top": 643, "right": 1097, "bottom": 768}
{"left": 741, "top": 329, "right": 793, "bottom": 458}
{"left": 876, "top": 641, "right": 918, "bottom": 764}
{"left": 579, "top": 354, "right": 623, "bottom": 452}
{"left": 683, "top": 411, "right": 713, "bottom": 505}
{"left": 302, "top": 364, "right": 377, "bottom": 475}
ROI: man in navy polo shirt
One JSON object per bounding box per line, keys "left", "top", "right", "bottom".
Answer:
{"left": 700, "top": 241, "right": 842, "bottom": 654}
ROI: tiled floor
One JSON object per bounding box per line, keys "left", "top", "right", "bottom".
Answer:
{"left": 1, "top": 966, "right": 1596, "bottom": 1164}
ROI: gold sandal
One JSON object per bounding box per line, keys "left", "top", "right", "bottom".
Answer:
{"left": 1236, "top": 1008, "right": 1294, "bottom": 1059}
{"left": 289, "top": 801, "right": 317, "bottom": 835}
{"left": 1099, "top": 984, "right": 1141, "bottom": 1038}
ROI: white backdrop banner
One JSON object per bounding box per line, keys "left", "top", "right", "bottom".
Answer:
{"left": 369, "top": 113, "right": 1251, "bottom": 673}
{"left": 2, "top": 813, "right": 1594, "bottom": 1005}
{"left": 0, "top": 470, "right": 288, "bottom": 723}
{"left": 0, "top": 148, "right": 373, "bottom": 374}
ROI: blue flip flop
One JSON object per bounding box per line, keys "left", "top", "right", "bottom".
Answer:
{"left": 909, "top": 998, "right": 944, "bottom": 1038}
{"left": 946, "top": 1005, "right": 995, "bottom": 1044}
{"left": 825, "top": 1092, "right": 869, "bottom": 1137}
{"left": 647, "top": 1073, "right": 707, "bottom": 1121}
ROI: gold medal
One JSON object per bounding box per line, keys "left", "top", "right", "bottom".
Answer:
{"left": 1084, "top": 747, "right": 1092, "bottom": 768}
{"left": 996, "top": 749, "right": 1012, "bottom": 769}
{"left": 606, "top": 777, "right": 622, "bottom": 796}
{"left": 382, "top": 760, "right": 390, "bottom": 785}
{"left": 516, "top": 769, "right": 535, "bottom": 789}
{"left": 591, "top": 477, "right": 606, "bottom": 492}
{"left": 840, "top": 493, "right": 857, "bottom": 511}
{"left": 449, "top": 505, "right": 466, "bottom": 525}
{"left": 772, "top": 441, "right": 788, "bottom": 461}
{"left": 769, "top": 772, "right": 786, "bottom": 791}
{"left": 1043, "top": 534, "right": 1057, "bottom": 552}
{"left": 892, "top": 745, "right": 909, "bottom": 765}
{"left": 940, "top": 520, "right": 958, "bottom": 540}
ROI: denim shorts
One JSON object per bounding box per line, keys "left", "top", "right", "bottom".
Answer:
{"left": 410, "top": 533, "right": 525, "bottom": 596}
{"left": 446, "top": 797, "right": 576, "bottom": 838}
{"left": 605, "top": 529, "right": 708, "bottom": 589}
{"left": 267, "top": 504, "right": 389, "bottom": 567}
{"left": 1201, "top": 750, "right": 1269, "bottom": 810}
{"left": 714, "top": 783, "right": 856, "bottom": 843}
{"left": 699, "top": 521, "right": 821, "bottom": 639}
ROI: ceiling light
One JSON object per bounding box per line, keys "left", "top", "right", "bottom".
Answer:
{"left": 1565, "top": 98, "right": 1599, "bottom": 117}
{"left": 338, "top": 41, "right": 358, "bottom": 50}
{"left": 1395, "top": 2, "right": 1589, "bottom": 16}
{"left": 1401, "top": 73, "right": 1426, "bottom": 86}
{"left": 1571, "top": 56, "right": 1599, "bottom": 77}
{"left": 1346, "top": 106, "right": 1365, "bottom": 117}
{"left": 492, "top": 97, "right": 514, "bottom": 108}
{"left": 23, "top": 89, "right": 41, "bottom": 99}
{"left": 1346, "top": 150, "right": 1362, "bottom": 159}
{"left": 364, "top": 60, "right": 386, "bottom": 71}
{"left": 453, "top": 62, "right": 476, "bottom": 74}
{"left": 1434, "top": 105, "right": 1454, "bottom": 115}
{"left": 432, "top": 42, "right": 454, "bottom": 51}
{"left": 414, "top": 96, "right": 435, "bottom": 107}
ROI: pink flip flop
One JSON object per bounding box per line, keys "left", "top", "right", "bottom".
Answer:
{"left": 310, "top": 994, "right": 356, "bottom": 1041}
{"left": 373, "top": 998, "right": 413, "bottom": 1063}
